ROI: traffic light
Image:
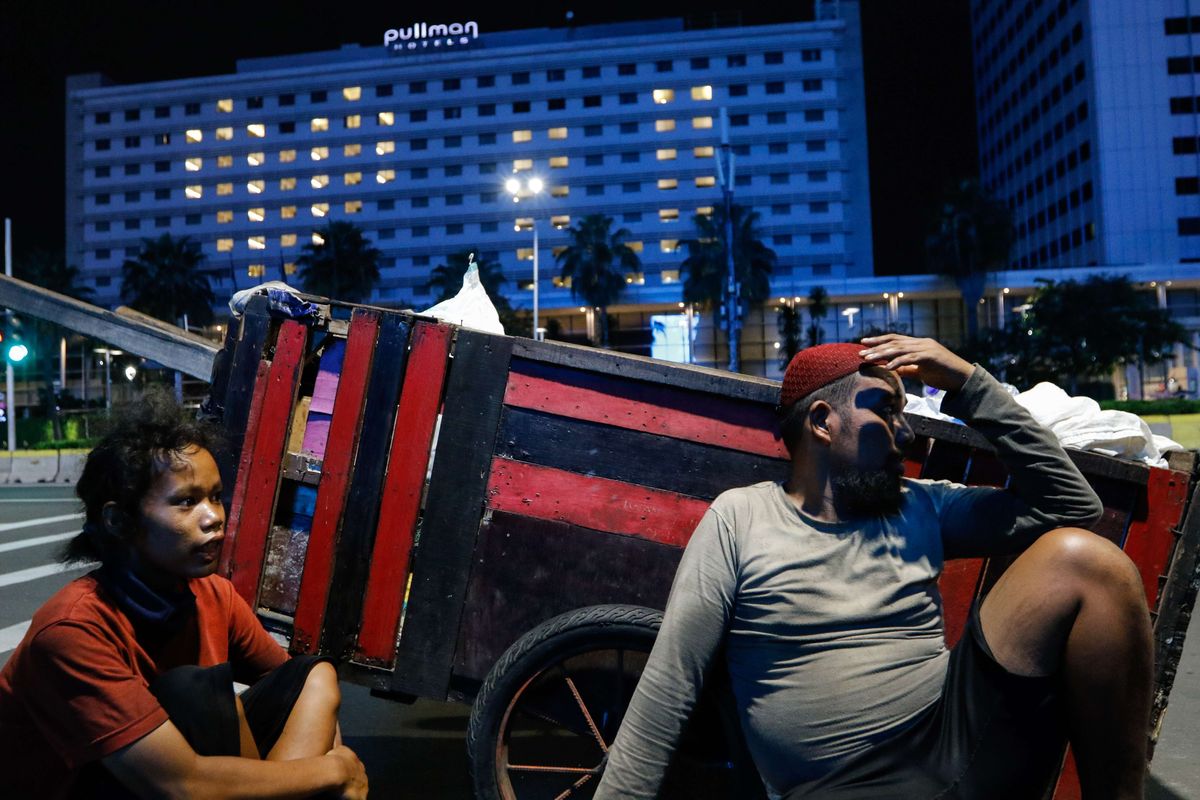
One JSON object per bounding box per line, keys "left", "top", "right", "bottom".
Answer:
{"left": 3, "top": 316, "right": 28, "bottom": 364}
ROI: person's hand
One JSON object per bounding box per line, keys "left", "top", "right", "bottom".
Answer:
{"left": 327, "top": 745, "right": 368, "bottom": 800}
{"left": 858, "top": 334, "right": 974, "bottom": 392}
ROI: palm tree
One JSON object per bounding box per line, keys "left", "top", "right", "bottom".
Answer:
{"left": 806, "top": 285, "right": 829, "bottom": 347}
{"left": 16, "top": 250, "right": 95, "bottom": 440}
{"left": 426, "top": 249, "right": 531, "bottom": 336}
{"left": 120, "top": 234, "right": 214, "bottom": 326}
{"left": 556, "top": 214, "right": 641, "bottom": 347}
{"left": 680, "top": 204, "right": 776, "bottom": 369}
{"left": 925, "top": 179, "right": 1013, "bottom": 342}
{"left": 296, "top": 220, "right": 382, "bottom": 303}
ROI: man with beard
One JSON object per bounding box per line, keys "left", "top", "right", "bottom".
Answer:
{"left": 595, "top": 335, "right": 1152, "bottom": 800}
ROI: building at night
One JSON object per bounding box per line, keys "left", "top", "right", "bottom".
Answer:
{"left": 65, "top": 5, "right": 879, "bottom": 373}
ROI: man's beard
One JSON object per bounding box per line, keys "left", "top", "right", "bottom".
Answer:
{"left": 831, "top": 464, "right": 904, "bottom": 517}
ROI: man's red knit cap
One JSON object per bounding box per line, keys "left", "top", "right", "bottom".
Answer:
{"left": 780, "top": 342, "right": 866, "bottom": 408}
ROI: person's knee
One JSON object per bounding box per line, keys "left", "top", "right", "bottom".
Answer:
{"left": 302, "top": 661, "right": 341, "bottom": 713}
{"left": 1033, "top": 527, "right": 1145, "bottom": 605}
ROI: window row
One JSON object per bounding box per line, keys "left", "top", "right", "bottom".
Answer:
{"left": 1008, "top": 139, "right": 1091, "bottom": 207}
{"left": 1017, "top": 179, "right": 1093, "bottom": 238}
{"left": 984, "top": 100, "right": 1089, "bottom": 184}
{"left": 975, "top": 0, "right": 1080, "bottom": 90}
{"left": 1014, "top": 221, "right": 1095, "bottom": 269}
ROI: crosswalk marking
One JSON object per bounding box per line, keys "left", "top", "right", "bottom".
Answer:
{"left": 0, "top": 513, "right": 83, "bottom": 533}
{"left": 0, "top": 620, "right": 31, "bottom": 656}
{"left": 0, "top": 531, "right": 76, "bottom": 554}
{"left": 0, "top": 562, "right": 93, "bottom": 589}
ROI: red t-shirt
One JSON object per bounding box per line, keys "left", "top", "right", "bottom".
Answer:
{"left": 0, "top": 572, "right": 288, "bottom": 799}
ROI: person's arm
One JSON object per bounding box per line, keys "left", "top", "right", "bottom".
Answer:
{"left": 595, "top": 505, "right": 738, "bottom": 800}
{"left": 102, "top": 720, "right": 368, "bottom": 800}
{"left": 860, "top": 334, "right": 1103, "bottom": 558}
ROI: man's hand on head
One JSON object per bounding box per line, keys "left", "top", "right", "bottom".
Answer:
{"left": 858, "top": 334, "right": 974, "bottom": 392}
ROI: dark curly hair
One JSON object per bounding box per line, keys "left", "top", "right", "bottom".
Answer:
{"left": 61, "top": 388, "right": 225, "bottom": 565}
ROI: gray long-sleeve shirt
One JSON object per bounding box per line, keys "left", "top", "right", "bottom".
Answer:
{"left": 594, "top": 366, "right": 1103, "bottom": 799}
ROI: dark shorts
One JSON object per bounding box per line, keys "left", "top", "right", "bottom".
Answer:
{"left": 75, "top": 655, "right": 330, "bottom": 799}
{"left": 784, "top": 605, "right": 1067, "bottom": 800}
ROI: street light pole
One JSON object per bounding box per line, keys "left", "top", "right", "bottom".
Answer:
{"left": 716, "top": 109, "right": 739, "bottom": 372}
{"left": 532, "top": 217, "right": 539, "bottom": 340}
{"left": 507, "top": 175, "right": 547, "bottom": 341}
{"left": 5, "top": 217, "right": 14, "bottom": 453}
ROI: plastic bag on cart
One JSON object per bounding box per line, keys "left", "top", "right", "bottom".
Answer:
{"left": 419, "top": 255, "right": 505, "bottom": 334}
{"left": 229, "top": 281, "right": 321, "bottom": 323}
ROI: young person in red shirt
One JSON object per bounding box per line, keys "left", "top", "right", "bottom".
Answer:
{"left": 0, "top": 393, "right": 368, "bottom": 799}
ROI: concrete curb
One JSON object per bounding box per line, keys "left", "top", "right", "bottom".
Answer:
{"left": 5, "top": 450, "right": 60, "bottom": 484}
{"left": 55, "top": 450, "right": 88, "bottom": 484}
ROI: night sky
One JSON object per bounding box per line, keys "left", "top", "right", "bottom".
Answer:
{"left": 0, "top": 1, "right": 975, "bottom": 276}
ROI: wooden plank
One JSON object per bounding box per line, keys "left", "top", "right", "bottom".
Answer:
{"left": 453, "top": 510, "right": 683, "bottom": 681}
{"left": 225, "top": 321, "right": 308, "bottom": 605}
{"left": 485, "top": 458, "right": 711, "bottom": 547}
{"left": 390, "top": 330, "right": 514, "bottom": 699}
{"left": 495, "top": 406, "right": 790, "bottom": 501}
{"left": 215, "top": 304, "right": 272, "bottom": 508}
{"left": 356, "top": 321, "right": 454, "bottom": 666}
{"left": 938, "top": 559, "right": 984, "bottom": 648}
{"left": 511, "top": 336, "right": 780, "bottom": 404}
{"left": 506, "top": 358, "right": 788, "bottom": 459}
{"left": 1123, "top": 468, "right": 1191, "bottom": 609}
{"left": 320, "top": 314, "right": 411, "bottom": 657}
{"left": 218, "top": 359, "right": 270, "bottom": 579}
{"left": 291, "top": 311, "right": 379, "bottom": 654}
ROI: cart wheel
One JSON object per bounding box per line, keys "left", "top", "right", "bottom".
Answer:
{"left": 466, "top": 604, "right": 758, "bottom": 800}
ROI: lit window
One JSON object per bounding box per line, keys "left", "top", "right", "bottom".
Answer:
{"left": 283, "top": 262, "right": 296, "bottom": 275}
{"left": 217, "top": 182, "right": 233, "bottom": 196}
{"left": 626, "top": 241, "right": 644, "bottom": 253}
{"left": 694, "top": 146, "right": 714, "bottom": 158}
{"left": 185, "top": 157, "right": 202, "bottom": 172}
{"left": 549, "top": 127, "right": 568, "bottom": 140}
{"left": 695, "top": 176, "right": 716, "bottom": 188}
{"left": 185, "top": 185, "right": 203, "bottom": 199}
{"left": 216, "top": 210, "right": 233, "bottom": 223}
{"left": 692, "top": 116, "right": 713, "bottom": 129}
{"left": 279, "top": 149, "right": 296, "bottom": 163}
{"left": 344, "top": 172, "right": 362, "bottom": 185}
{"left": 550, "top": 156, "right": 569, "bottom": 168}
{"left": 247, "top": 264, "right": 265, "bottom": 278}
{"left": 691, "top": 85, "right": 713, "bottom": 101}
{"left": 515, "top": 218, "right": 534, "bottom": 232}
{"left": 512, "top": 130, "right": 533, "bottom": 143}
{"left": 247, "top": 152, "right": 265, "bottom": 166}
{"left": 344, "top": 114, "right": 361, "bottom": 129}
{"left": 513, "top": 159, "right": 533, "bottom": 172}
{"left": 216, "top": 127, "right": 233, "bottom": 141}
{"left": 311, "top": 146, "right": 329, "bottom": 161}
{"left": 247, "top": 180, "right": 264, "bottom": 194}
{"left": 217, "top": 98, "right": 233, "bottom": 113}
{"left": 378, "top": 111, "right": 394, "bottom": 126}
{"left": 377, "top": 169, "right": 395, "bottom": 184}
{"left": 218, "top": 155, "right": 233, "bottom": 167}
{"left": 312, "top": 232, "right": 325, "bottom": 245}
{"left": 345, "top": 200, "right": 362, "bottom": 213}
{"left": 517, "top": 247, "right": 534, "bottom": 261}
{"left": 311, "top": 203, "right": 329, "bottom": 217}
{"left": 376, "top": 141, "right": 395, "bottom": 155}
{"left": 552, "top": 275, "right": 572, "bottom": 288}
{"left": 280, "top": 177, "right": 296, "bottom": 191}
{"left": 655, "top": 119, "right": 676, "bottom": 132}
{"left": 551, "top": 215, "right": 571, "bottom": 229}
{"left": 281, "top": 233, "right": 297, "bottom": 247}
{"left": 551, "top": 185, "right": 570, "bottom": 197}
{"left": 652, "top": 89, "right": 675, "bottom": 104}
{"left": 660, "top": 240, "right": 679, "bottom": 253}
{"left": 281, "top": 205, "right": 297, "bottom": 219}
{"left": 657, "top": 149, "right": 677, "bottom": 161}
{"left": 343, "top": 86, "right": 361, "bottom": 101}
{"left": 311, "top": 117, "right": 329, "bottom": 132}
{"left": 659, "top": 209, "right": 679, "bottom": 222}
{"left": 658, "top": 178, "right": 678, "bottom": 190}
{"left": 696, "top": 206, "right": 714, "bottom": 216}
{"left": 311, "top": 174, "right": 330, "bottom": 189}
{"left": 185, "top": 129, "right": 202, "bottom": 143}
{"left": 344, "top": 143, "right": 361, "bottom": 157}
{"left": 247, "top": 123, "right": 266, "bottom": 137}
{"left": 216, "top": 238, "right": 233, "bottom": 252}
{"left": 247, "top": 208, "right": 265, "bottom": 222}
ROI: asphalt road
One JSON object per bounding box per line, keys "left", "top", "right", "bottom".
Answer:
{"left": 0, "top": 483, "right": 1196, "bottom": 799}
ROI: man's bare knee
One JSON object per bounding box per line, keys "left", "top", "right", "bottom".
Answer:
{"left": 1029, "top": 527, "right": 1145, "bottom": 605}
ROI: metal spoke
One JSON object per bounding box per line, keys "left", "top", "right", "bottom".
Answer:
{"left": 564, "top": 674, "right": 609, "bottom": 753}
{"left": 552, "top": 772, "right": 596, "bottom": 800}
{"left": 507, "top": 764, "right": 595, "bottom": 775}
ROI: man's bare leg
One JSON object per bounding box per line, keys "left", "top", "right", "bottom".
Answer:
{"left": 265, "top": 662, "right": 343, "bottom": 761}
{"left": 979, "top": 527, "right": 1153, "bottom": 800}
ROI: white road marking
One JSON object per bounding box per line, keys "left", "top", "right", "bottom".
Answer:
{"left": 0, "top": 620, "right": 31, "bottom": 655}
{"left": 0, "top": 513, "right": 83, "bottom": 533}
{"left": 0, "top": 561, "right": 93, "bottom": 589}
{"left": 0, "top": 531, "right": 76, "bottom": 554}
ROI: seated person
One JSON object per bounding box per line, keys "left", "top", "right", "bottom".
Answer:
{"left": 595, "top": 335, "right": 1151, "bottom": 800}
{"left": 0, "top": 392, "right": 368, "bottom": 799}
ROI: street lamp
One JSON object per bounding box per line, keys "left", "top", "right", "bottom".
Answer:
{"left": 506, "top": 175, "right": 546, "bottom": 341}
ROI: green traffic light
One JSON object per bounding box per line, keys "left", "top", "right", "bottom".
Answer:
{"left": 6, "top": 343, "right": 28, "bottom": 363}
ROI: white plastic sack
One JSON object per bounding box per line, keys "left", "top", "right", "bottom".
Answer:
{"left": 229, "top": 281, "right": 298, "bottom": 316}
{"left": 419, "top": 260, "right": 505, "bottom": 335}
